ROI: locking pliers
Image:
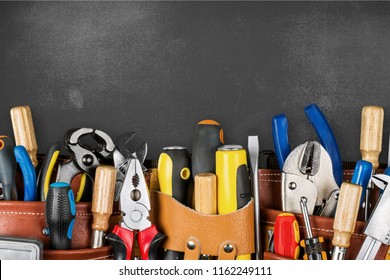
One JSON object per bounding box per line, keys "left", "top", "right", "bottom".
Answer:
{"left": 282, "top": 141, "right": 339, "bottom": 217}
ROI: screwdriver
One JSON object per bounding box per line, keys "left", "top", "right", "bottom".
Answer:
{"left": 191, "top": 120, "right": 224, "bottom": 177}
{"left": 360, "top": 106, "right": 384, "bottom": 221}
{"left": 158, "top": 146, "right": 192, "bottom": 260}
{"left": 91, "top": 165, "right": 117, "bottom": 248}
{"left": 331, "top": 160, "right": 372, "bottom": 260}
{"left": 194, "top": 173, "right": 217, "bottom": 260}
{"left": 273, "top": 213, "right": 300, "bottom": 259}
{"left": 299, "top": 197, "right": 327, "bottom": 260}
{"left": 10, "top": 106, "right": 38, "bottom": 168}
{"left": 0, "top": 136, "right": 18, "bottom": 200}
{"left": 43, "top": 182, "right": 76, "bottom": 250}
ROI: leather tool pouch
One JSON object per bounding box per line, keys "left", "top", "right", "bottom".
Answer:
{"left": 150, "top": 190, "right": 255, "bottom": 260}
{"left": 0, "top": 156, "right": 121, "bottom": 260}
{"left": 259, "top": 165, "right": 389, "bottom": 260}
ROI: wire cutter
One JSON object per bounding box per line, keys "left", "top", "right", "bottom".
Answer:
{"left": 272, "top": 104, "right": 343, "bottom": 187}
{"left": 106, "top": 151, "right": 164, "bottom": 260}
{"left": 56, "top": 128, "right": 115, "bottom": 202}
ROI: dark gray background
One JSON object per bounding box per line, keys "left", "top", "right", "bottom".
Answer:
{"left": 1, "top": 1, "right": 389, "bottom": 163}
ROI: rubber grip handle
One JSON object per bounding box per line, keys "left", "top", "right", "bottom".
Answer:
{"left": 305, "top": 104, "right": 343, "bottom": 186}
{"left": 191, "top": 120, "right": 224, "bottom": 176}
{"left": 272, "top": 114, "right": 290, "bottom": 169}
{"left": 45, "top": 182, "right": 76, "bottom": 250}
{"left": 0, "top": 136, "right": 18, "bottom": 200}
{"left": 14, "top": 145, "right": 37, "bottom": 201}
{"left": 138, "top": 225, "right": 165, "bottom": 260}
{"left": 37, "top": 141, "right": 61, "bottom": 201}
{"left": 158, "top": 146, "right": 191, "bottom": 260}
{"left": 106, "top": 225, "right": 134, "bottom": 260}
{"left": 158, "top": 147, "right": 192, "bottom": 205}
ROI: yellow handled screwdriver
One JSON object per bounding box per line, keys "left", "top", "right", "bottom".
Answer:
{"left": 360, "top": 106, "right": 384, "bottom": 221}
{"left": 216, "top": 145, "right": 252, "bottom": 260}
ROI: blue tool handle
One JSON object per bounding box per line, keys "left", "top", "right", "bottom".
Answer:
{"left": 272, "top": 114, "right": 290, "bottom": 169}
{"left": 14, "top": 145, "right": 37, "bottom": 201}
{"left": 45, "top": 182, "right": 76, "bottom": 250}
{"left": 352, "top": 160, "right": 373, "bottom": 186}
{"left": 304, "top": 104, "right": 343, "bottom": 186}
{"left": 0, "top": 136, "right": 18, "bottom": 200}
{"left": 351, "top": 160, "right": 372, "bottom": 205}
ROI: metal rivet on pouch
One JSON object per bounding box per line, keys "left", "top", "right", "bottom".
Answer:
{"left": 224, "top": 244, "right": 233, "bottom": 253}
{"left": 187, "top": 240, "right": 196, "bottom": 250}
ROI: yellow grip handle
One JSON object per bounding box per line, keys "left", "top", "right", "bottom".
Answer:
{"left": 91, "top": 165, "right": 117, "bottom": 232}
{"left": 360, "top": 106, "right": 384, "bottom": 169}
{"left": 10, "top": 106, "right": 38, "bottom": 167}
{"left": 332, "top": 182, "right": 362, "bottom": 248}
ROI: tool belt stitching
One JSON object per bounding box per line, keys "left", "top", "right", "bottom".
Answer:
{"left": 259, "top": 173, "right": 281, "bottom": 177}
{"left": 0, "top": 211, "right": 44, "bottom": 216}
{"left": 93, "top": 254, "right": 113, "bottom": 260}
{"left": 261, "top": 218, "right": 366, "bottom": 238}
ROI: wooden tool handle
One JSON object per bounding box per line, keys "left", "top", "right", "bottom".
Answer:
{"left": 194, "top": 173, "right": 217, "bottom": 215}
{"left": 332, "top": 182, "right": 362, "bottom": 248}
{"left": 91, "top": 165, "right": 117, "bottom": 231}
{"left": 10, "top": 106, "right": 38, "bottom": 167}
{"left": 360, "top": 106, "right": 384, "bottom": 169}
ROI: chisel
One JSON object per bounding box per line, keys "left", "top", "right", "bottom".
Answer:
{"left": 91, "top": 165, "right": 117, "bottom": 248}
{"left": 10, "top": 106, "right": 38, "bottom": 168}
{"left": 360, "top": 106, "right": 384, "bottom": 221}
{"left": 331, "top": 160, "right": 372, "bottom": 260}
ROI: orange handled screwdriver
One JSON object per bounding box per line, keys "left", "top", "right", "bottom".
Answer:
{"left": 300, "top": 197, "right": 327, "bottom": 260}
{"left": 273, "top": 213, "right": 300, "bottom": 259}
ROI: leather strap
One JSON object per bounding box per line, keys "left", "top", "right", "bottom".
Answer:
{"left": 150, "top": 190, "right": 255, "bottom": 257}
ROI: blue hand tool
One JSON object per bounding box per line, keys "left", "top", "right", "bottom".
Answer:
{"left": 14, "top": 145, "right": 37, "bottom": 201}
{"left": 272, "top": 104, "right": 343, "bottom": 186}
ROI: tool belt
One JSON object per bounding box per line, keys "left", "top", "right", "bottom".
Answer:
{"left": 0, "top": 155, "right": 121, "bottom": 260}
{"left": 259, "top": 163, "right": 389, "bottom": 260}
{"left": 150, "top": 191, "right": 255, "bottom": 260}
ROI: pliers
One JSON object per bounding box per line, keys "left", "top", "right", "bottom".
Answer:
{"left": 272, "top": 104, "right": 343, "bottom": 187}
{"left": 55, "top": 128, "right": 115, "bottom": 202}
{"left": 281, "top": 141, "right": 339, "bottom": 217}
{"left": 106, "top": 141, "right": 164, "bottom": 260}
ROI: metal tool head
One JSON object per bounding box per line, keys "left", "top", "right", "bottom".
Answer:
{"left": 282, "top": 141, "right": 339, "bottom": 216}
{"left": 360, "top": 173, "right": 390, "bottom": 248}
{"left": 119, "top": 158, "right": 151, "bottom": 231}
{"left": 372, "top": 174, "right": 390, "bottom": 191}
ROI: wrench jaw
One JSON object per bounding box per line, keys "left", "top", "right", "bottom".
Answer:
{"left": 282, "top": 141, "right": 340, "bottom": 217}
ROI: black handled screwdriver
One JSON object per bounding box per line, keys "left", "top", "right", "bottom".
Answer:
{"left": 43, "top": 182, "right": 76, "bottom": 250}
{"left": 300, "top": 196, "right": 327, "bottom": 260}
